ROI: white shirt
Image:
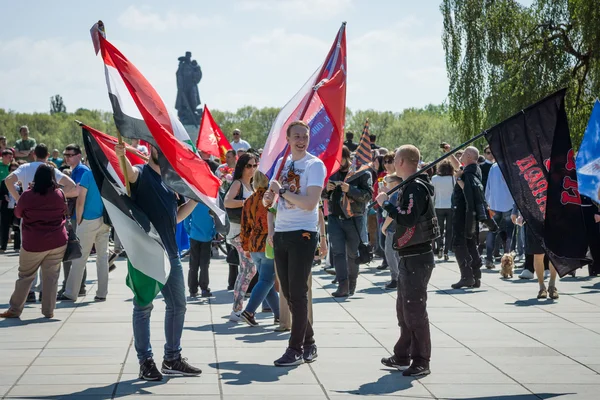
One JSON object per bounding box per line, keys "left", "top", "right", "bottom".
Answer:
{"left": 231, "top": 140, "right": 251, "bottom": 152}
{"left": 271, "top": 153, "right": 326, "bottom": 232}
{"left": 431, "top": 175, "right": 454, "bottom": 209}
{"left": 13, "top": 161, "right": 66, "bottom": 191}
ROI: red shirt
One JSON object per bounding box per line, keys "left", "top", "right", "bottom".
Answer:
{"left": 15, "top": 188, "right": 68, "bottom": 252}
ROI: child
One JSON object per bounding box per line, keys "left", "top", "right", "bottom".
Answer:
{"left": 381, "top": 174, "right": 402, "bottom": 290}
{"left": 184, "top": 202, "right": 216, "bottom": 297}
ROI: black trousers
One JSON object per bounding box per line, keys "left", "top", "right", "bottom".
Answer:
{"left": 454, "top": 237, "right": 482, "bottom": 278}
{"left": 583, "top": 206, "right": 600, "bottom": 275}
{"left": 0, "top": 209, "right": 20, "bottom": 250}
{"left": 188, "top": 239, "right": 211, "bottom": 293}
{"left": 435, "top": 209, "right": 453, "bottom": 255}
{"left": 394, "top": 252, "right": 434, "bottom": 366}
{"left": 274, "top": 230, "right": 318, "bottom": 353}
{"left": 226, "top": 243, "right": 238, "bottom": 288}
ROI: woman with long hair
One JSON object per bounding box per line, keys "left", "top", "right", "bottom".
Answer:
{"left": 1, "top": 164, "right": 68, "bottom": 319}
{"left": 224, "top": 153, "right": 258, "bottom": 321}
{"left": 431, "top": 160, "right": 455, "bottom": 261}
{"left": 239, "top": 170, "right": 280, "bottom": 326}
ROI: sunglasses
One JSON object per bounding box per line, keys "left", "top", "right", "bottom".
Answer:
{"left": 233, "top": 133, "right": 240, "bottom": 136}
{"left": 245, "top": 163, "right": 258, "bottom": 169}
{"left": 63, "top": 153, "right": 77, "bottom": 158}
{"left": 384, "top": 160, "right": 394, "bottom": 164}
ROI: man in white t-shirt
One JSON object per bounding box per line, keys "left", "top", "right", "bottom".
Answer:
{"left": 230, "top": 129, "right": 251, "bottom": 153}
{"left": 5, "top": 144, "right": 76, "bottom": 201}
{"left": 263, "top": 121, "right": 326, "bottom": 367}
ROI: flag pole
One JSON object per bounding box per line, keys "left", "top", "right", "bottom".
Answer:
{"left": 115, "top": 129, "right": 131, "bottom": 196}
{"left": 272, "top": 21, "right": 347, "bottom": 181}
{"left": 367, "top": 130, "right": 488, "bottom": 209}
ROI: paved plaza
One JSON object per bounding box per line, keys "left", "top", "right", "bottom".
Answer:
{"left": 1, "top": 250, "right": 600, "bottom": 400}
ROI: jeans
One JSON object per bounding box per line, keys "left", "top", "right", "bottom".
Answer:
{"left": 133, "top": 256, "right": 186, "bottom": 363}
{"left": 384, "top": 231, "right": 400, "bottom": 281}
{"left": 435, "top": 208, "right": 453, "bottom": 255}
{"left": 328, "top": 215, "right": 363, "bottom": 282}
{"left": 188, "top": 239, "right": 211, "bottom": 294}
{"left": 486, "top": 211, "right": 513, "bottom": 262}
{"left": 274, "top": 230, "right": 318, "bottom": 353}
{"left": 64, "top": 218, "right": 110, "bottom": 300}
{"left": 245, "top": 252, "right": 280, "bottom": 317}
{"left": 394, "top": 252, "right": 434, "bottom": 366}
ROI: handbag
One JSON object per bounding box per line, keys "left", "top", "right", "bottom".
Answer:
{"left": 351, "top": 217, "right": 374, "bottom": 265}
{"left": 225, "top": 181, "right": 244, "bottom": 224}
{"left": 226, "top": 245, "right": 240, "bottom": 266}
{"left": 59, "top": 189, "right": 82, "bottom": 262}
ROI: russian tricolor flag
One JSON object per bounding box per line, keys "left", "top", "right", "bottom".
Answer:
{"left": 259, "top": 22, "right": 347, "bottom": 180}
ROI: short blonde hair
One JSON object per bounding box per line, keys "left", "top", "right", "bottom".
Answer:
{"left": 286, "top": 120, "right": 310, "bottom": 136}
{"left": 397, "top": 145, "right": 420, "bottom": 167}
{"left": 252, "top": 170, "right": 269, "bottom": 191}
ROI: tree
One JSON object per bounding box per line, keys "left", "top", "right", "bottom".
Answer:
{"left": 442, "top": 0, "right": 600, "bottom": 146}
{"left": 50, "top": 94, "right": 67, "bottom": 114}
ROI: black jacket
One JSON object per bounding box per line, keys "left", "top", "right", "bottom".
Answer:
{"left": 326, "top": 169, "right": 373, "bottom": 218}
{"left": 452, "top": 164, "right": 489, "bottom": 239}
{"left": 384, "top": 174, "right": 436, "bottom": 256}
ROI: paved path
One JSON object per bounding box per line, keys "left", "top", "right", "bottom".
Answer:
{"left": 1, "top": 249, "right": 600, "bottom": 400}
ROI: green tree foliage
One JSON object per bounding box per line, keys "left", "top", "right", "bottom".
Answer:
{"left": 442, "top": 0, "right": 600, "bottom": 146}
{"left": 50, "top": 94, "right": 67, "bottom": 115}
{"left": 0, "top": 104, "right": 459, "bottom": 161}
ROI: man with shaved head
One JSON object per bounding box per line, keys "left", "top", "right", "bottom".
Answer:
{"left": 445, "top": 145, "right": 491, "bottom": 289}
{"left": 376, "top": 145, "right": 439, "bottom": 377}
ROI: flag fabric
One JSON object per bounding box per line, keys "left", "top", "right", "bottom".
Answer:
{"left": 259, "top": 22, "right": 347, "bottom": 180}
{"left": 355, "top": 118, "right": 372, "bottom": 167}
{"left": 90, "top": 22, "right": 225, "bottom": 226}
{"left": 197, "top": 105, "right": 233, "bottom": 163}
{"left": 485, "top": 89, "right": 590, "bottom": 277}
{"left": 576, "top": 100, "right": 600, "bottom": 204}
{"left": 81, "top": 125, "right": 168, "bottom": 307}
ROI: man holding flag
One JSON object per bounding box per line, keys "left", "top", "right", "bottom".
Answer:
{"left": 263, "top": 121, "right": 326, "bottom": 367}
{"left": 114, "top": 142, "right": 202, "bottom": 381}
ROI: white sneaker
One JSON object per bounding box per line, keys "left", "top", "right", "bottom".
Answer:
{"left": 229, "top": 311, "right": 242, "bottom": 322}
{"left": 519, "top": 269, "right": 534, "bottom": 279}
{"left": 544, "top": 270, "right": 550, "bottom": 280}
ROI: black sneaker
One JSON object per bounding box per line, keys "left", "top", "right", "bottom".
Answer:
{"left": 381, "top": 355, "right": 410, "bottom": 371}
{"left": 161, "top": 356, "right": 202, "bottom": 376}
{"left": 94, "top": 296, "right": 106, "bottom": 302}
{"left": 385, "top": 280, "right": 397, "bottom": 290}
{"left": 78, "top": 289, "right": 86, "bottom": 297}
{"left": 274, "top": 348, "right": 303, "bottom": 367}
{"left": 139, "top": 358, "right": 163, "bottom": 381}
{"left": 303, "top": 344, "right": 318, "bottom": 363}
{"left": 57, "top": 293, "right": 74, "bottom": 301}
{"left": 241, "top": 310, "right": 258, "bottom": 327}
{"left": 190, "top": 292, "right": 199, "bottom": 298}
{"left": 201, "top": 289, "right": 212, "bottom": 298}
{"left": 402, "top": 364, "right": 431, "bottom": 377}
{"left": 376, "top": 263, "right": 388, "bottom": 270}
{"left": 26, "top": 292, "right": 36, "bottom": 303}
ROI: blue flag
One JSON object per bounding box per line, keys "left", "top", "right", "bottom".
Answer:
{"left": 576, "top": 100, "right": 600, "bottom": 204}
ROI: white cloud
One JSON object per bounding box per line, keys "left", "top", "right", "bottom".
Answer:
{"left": 117, "top": 5, "right": 222, "bottom": 32}
{"left": 236, "top": 0, "right": 353, "bottom": 18}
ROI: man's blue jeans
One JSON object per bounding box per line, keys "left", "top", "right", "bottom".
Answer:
{"left": 245, "top": 252, "right": 280, "bottom": 317}
{"left": 133, "top": 257, "right": 186, "bottom": 363}
{"left": 486, "top": 211, "right": 514, "bottom": 262}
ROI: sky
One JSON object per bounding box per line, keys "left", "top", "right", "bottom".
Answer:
{"left": 0, "top": 0, "right": 453, "bottom": 115}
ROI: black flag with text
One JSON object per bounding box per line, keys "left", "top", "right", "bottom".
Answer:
{"left": 485, "top": 89, "right": 590, "bottom": 277}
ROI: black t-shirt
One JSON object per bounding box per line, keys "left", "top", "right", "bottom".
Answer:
{"left": 206, "top": 159, "right": 219, "bottom": 173}
{"left": 131, "top": 164, "right": 179, "bottom": 258}
{"left": 329, "top": 169, "right": 349, "bottom": 217}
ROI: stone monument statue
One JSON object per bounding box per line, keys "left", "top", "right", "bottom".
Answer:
{"left": 175, "top": 51, "right": 203, "bottom": 126}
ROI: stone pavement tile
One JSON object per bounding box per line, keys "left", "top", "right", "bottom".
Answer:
{"left": 523, "top": 384, "right": 600, "bottom": 400}
{"left": 117, "top": 379, "right": 219, "bottom": 396}
{"left": 505, "top": 364, "right": 600, "bottom": 384}
{"left": 120, "top": 373, "right": 218, "bottom": 385}
{"left": 18, "top": 374, "right": 121, "bottom": 385}
{"left": 482, "top": 356, "right": 581, "bottom": 367}
{"left": 418, "top": 372, "right": 515, "bottom": 384}
{"left": 46, "top": 340, "right": 131, "bottom": 349}
{"left": 26, "top": 364, "right": 123, "bottom": 375}
{"left": 0, "top": 341, "right": 47, "bottom": 350}
{"left": 39, "top": 347, "right": 127, "bottom": 358}
{"left": 0, "top": 366, "right": 27, "bottom": 385}
{"left": 124, "top": 397, "right": 220, "bottom": 400}
{"left": 471, "top": 346, "right": 561, "bottom": 357}
{"left": 0, "top": 386, "right": 11, "bottom": 397}
{"left": 6, "top": 383, "right": 116, "bottom": 397}
{"left": 31, "top": 356, "right": 124, "bottom": 366}
{"left": 424, "top": 383, "right": 535, "bottom": 399}
{"left": 221, "top": 383, "right": 324, "bottom": 396}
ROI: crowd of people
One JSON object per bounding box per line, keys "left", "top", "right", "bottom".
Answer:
{"left": 1, "top": 123, "right": 599, "bottom": 381}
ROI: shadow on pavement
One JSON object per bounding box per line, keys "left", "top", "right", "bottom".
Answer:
{"left": 509, "top": 298, "right": 557, "bottom": 307}
{"left": 335, "top": 370, "right": 416, "bottom": 395}
{"left": 213, "top": 360, "right": 299, "bottom": 385}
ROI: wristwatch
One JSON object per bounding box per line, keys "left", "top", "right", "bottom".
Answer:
{"left": 279, "top": 187, "right": 287, "bottom": 196}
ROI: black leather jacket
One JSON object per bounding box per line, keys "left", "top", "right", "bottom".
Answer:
{"left": 326, "top": 169, "right": 373, "bottom": 218}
